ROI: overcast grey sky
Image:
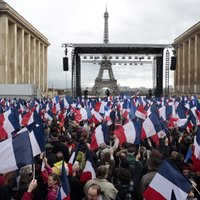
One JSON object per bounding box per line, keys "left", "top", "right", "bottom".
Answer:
{"left": 5, "top": 0, "right": 200, "bottom": 89}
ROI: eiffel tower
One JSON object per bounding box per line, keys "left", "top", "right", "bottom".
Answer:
{"left": 91, "top": 7, "right": 120, "bottom": 95}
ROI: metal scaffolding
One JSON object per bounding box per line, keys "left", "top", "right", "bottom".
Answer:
{"left": 152, "top": 57, "right": 156, "bottom": 93}
{"left": 165, "top": 49, "right": 170, "bottom": 96}
{"left": 71, "top": 48, "right": 76, "bottom": 98}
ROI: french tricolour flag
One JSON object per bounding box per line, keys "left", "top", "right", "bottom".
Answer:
{"left": 67, "top": 145, "right": 80, "bottom": 175}
{"left": 0, "top": 109, "right": 20, "bottom": 140}
{"left": 175, "top": 118, "right": 188, "bottom": 130}
{"left": 95, "top": 102, "right": 105, "bottom": 114}
{"left": 193, "top": 126, "right": 200, "bottom": 159}
{"left": 104, "top": 106, "right": 112, "bottom": 125}
{"left": 91, "top": 109, "right": 103, "bottom": 125}
{"left": 141, "top": 113, "right": 162, "bottom": 145}
{"left": 106, "top": 96, "right": 113, "bottom": 102}
{"left": 75, "top": 108, "right": 88, "bottom": 122}
{"left": 17, "top": 124, "right": 45, "bottom": 157}
{"left": 135, "top": 104, "right": 146, "bottom": 120}
{"left": 114, "top": 121, "right": 137, "bottom": 145}
{"left": 44, "top": 109, "right": 54, "bottom": 121}
{"left": 159, "top": 105, "right": 172, "bottom": 121}
{"left": 90, "top": 124, "right": 109, "bottom": 151}
{"left": 80, "top": 159, "right": 96, "bottom": 182}
{"left": 63, "top": 97, "right": 69, "bottom": 109}
{"left": 143, "top": 160, "right": 192, "bottom": 200}
{"left": 52, "top": 96, "right": 59, "bottom": 105}
{"left": 188, "top": 106, "right": 199, "bottom": 125}
{"left": 0, "top": 130, "right": 33, "bottom": 174}
{"left": 41, "top": 159, "right": 48, "bottom": 183}
{"left": 27, "top": 124, "right": 45, "bottom": 157}
{"left": 57, "top": 160, "right": 70, "bottom": 200}
{"left": 0, "top": 109, "right": 11, "bottom": 124}
{"left": 21, "top": 111, "right": 34, "bottom": 127}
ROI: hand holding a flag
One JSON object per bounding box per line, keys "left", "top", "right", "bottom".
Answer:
{"left": 27, "top": 179, "right": 37, "bottom": 193}
{"left": 22, "top": 179, "right": 37, "bottom": 200}
{"left": 135, "top": 150, "right": 141, "bottom": 161}
{"left": 72, "top": 161, "right": 80, "bottom": 177}
{"left": 43, "top": 157, "right": 51, "bottom": 170}
{"left": 187, "top": 180, "right": 197, "bottom": 199}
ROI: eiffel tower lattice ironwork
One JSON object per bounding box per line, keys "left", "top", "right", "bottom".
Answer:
{"left": 91, "top": 7, "right": 120, "bottom": 95}
{"left": 91, "top": 57, "right": 120, "bottom": 95}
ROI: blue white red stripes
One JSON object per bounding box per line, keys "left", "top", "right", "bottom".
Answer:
{"left": 80, "top": 160, "right": 96, "bottom": 182}
{"left": 114, "top": 121, "right": 137, "bottom": 145}
{"left": 143, "top": 160, "right": 192, "bottom": 200}
{"left": 0, "top": 130, "right": 33, "bottom": 174}
{"left": 57, "top": 160, "right": 70, "bottom": 200}
{"left": 90, "top": 124, "right": 109, "bottom": 151}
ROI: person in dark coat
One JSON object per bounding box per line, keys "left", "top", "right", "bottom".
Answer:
{"left": 49, "top": 132, "right": 70, "bottom": 162}
{"left": 137, "top": 150, "right": 163, "bottom": 199}
{"left": 113, "top": 158, "right": 134, "bottom": 200}
{"left": 45, "top": 143, "right": 57, "bottom": 167}
{"left": 84, "top": 88, "right": 88, "bottom": 99}
{"left": 105, "top": 89, "right": 110, "bottom": 97}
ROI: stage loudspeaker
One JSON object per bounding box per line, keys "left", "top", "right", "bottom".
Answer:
{"left": 63, "top": 57, "right": 68, "bottom": 71}
{"left": 155, "top": 56, "right": 163, "bottom": 97}
{"left": 170, "top": 56, "right": 176, "bottom": 70}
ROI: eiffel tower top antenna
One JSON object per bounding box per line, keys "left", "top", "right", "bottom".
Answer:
{"left": 103, "top": 5, "right": 109, "bottom": 44}
{"left": 91, "top": 7, "right": 120, "bottom": 95}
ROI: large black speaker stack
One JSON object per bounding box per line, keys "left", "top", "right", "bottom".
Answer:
{"left": 170, "top": 56, "right": 176, "bottom": 70}
{"left": 63, "top": 57, "right": 68, "bottom": 71}
{"left": 155, "top": 56, "right": 163, "bottom": 97}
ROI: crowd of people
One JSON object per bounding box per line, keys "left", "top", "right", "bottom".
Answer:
{"left": 0, "top": 94, "right": 200, "bottom": 200}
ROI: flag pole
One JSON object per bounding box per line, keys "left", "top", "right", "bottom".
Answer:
{"left": 193, "top": 184, "right": 200, "bottom": 196}
{"left": 32, "top": 163, "right": 35, "bottom": 179}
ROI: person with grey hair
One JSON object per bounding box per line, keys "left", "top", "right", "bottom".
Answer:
{"left": 84, "top": 165, "right": 118, "bottom": 200}
{"left": 17, "top": 165, "right": 33, "bottom": 199}
{"left": 83, "top": 183, "right": 103, "bottom": 200}
{"left": 96, "top": 146, "right": 115, "bottom": 182}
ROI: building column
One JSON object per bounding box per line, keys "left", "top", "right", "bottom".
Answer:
{"left": 17, "top": 28, "right": 24, "bottom": 83}
{"left": 24, "top": 33, "right": 31, "bottom": 84}
{"left": 0, "top": 15, "right": 8, "bottom": 83}
{"left": 30, "top": 37, "right": 36, "bottom": 85}
{"left": 44, "top": 46, "right": 48, "bottom": 92}
{"left": 178, "top": 44, "right": 184, "bottom": 94}
{"left": 40, "top": 44, "right": 44, "bottom": 92}
{"left": 174, "top": 47, "right": 179, "bottom": 93}
{"left": 188, "top": 39, "right": 191, "bottom": 93}
{"left": 183, "top": 41, "right": 189, "bottom": 94}
{"left": 196, "top": 34, "right": 200, "bottom": 94}
{"left": 194, "top": 34, "right": 198, "bottom": 94}
{"left": 8, "top": 21, "right": 17, "bottom": 84}
{"left": 35, "top": 40, "right": 40, "bottom": 89}
{"left": 189, "top": 37, "right": 195, "bottom": 94}
{"left": 40, "top": 43, "right": 44, "bottom": 91}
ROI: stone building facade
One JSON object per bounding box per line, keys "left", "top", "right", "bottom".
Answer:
{"left": 0, "top": 0, "right": 50, "bottom": 93}
{"left": 173, "top": 21, "right": 200, "bottom": 96}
